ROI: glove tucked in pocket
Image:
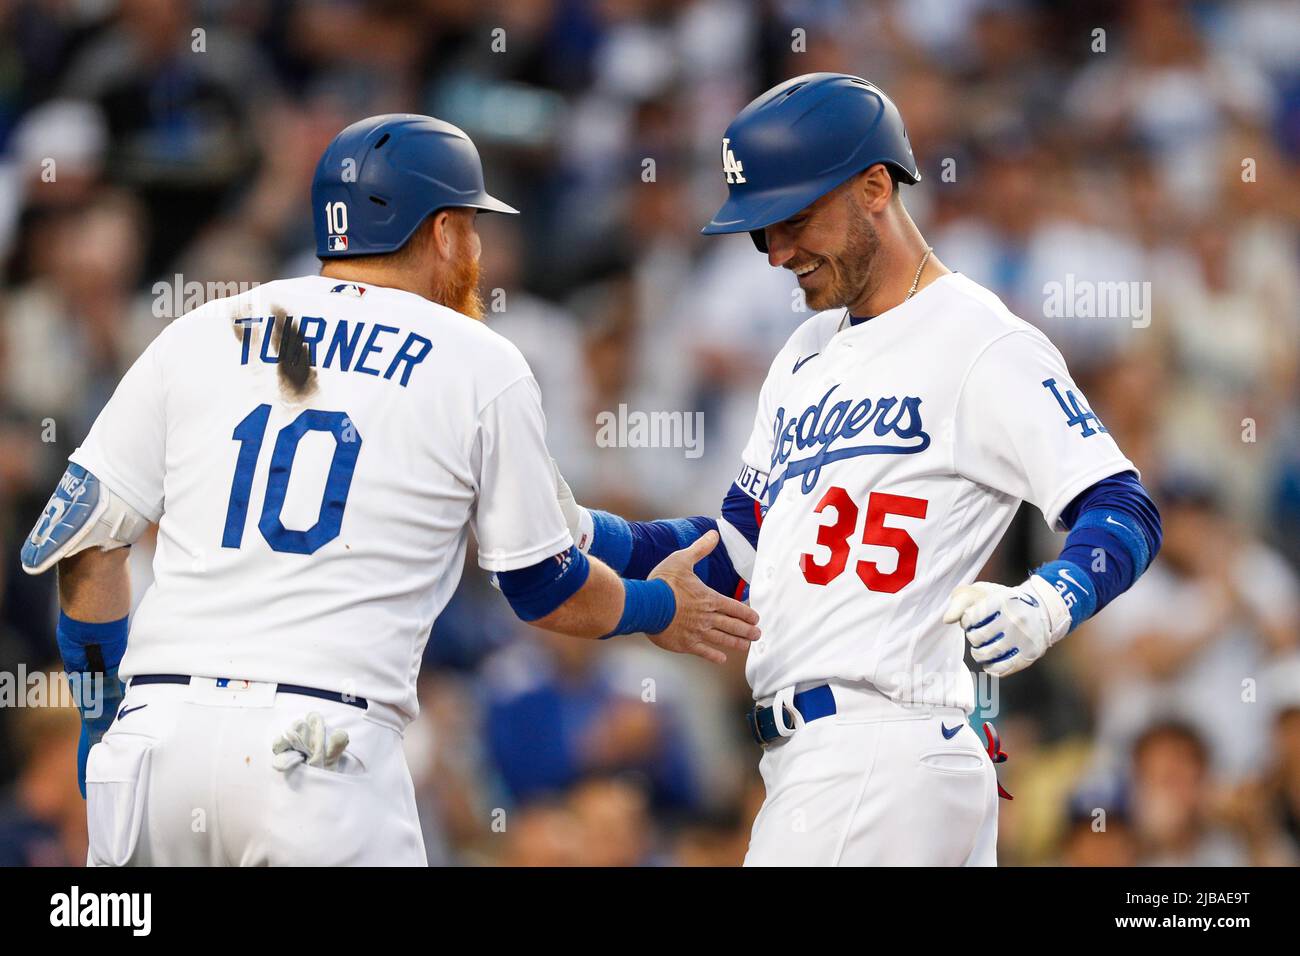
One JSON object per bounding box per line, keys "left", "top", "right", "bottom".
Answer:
{"left": 86, "top": 734, "right": 154, "bottom": 867}
{"left": 271, "top": 712, "right": 354, "bottom": 773}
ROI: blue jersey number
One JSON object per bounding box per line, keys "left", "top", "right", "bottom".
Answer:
{"left": 222, "top": 404, "right": 363, "bottom": 554}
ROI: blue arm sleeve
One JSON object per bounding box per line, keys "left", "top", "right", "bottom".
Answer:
{"left": 496, "top": 546, "right": 676, "bottom": 637}
{"left": 57, "top": 612, "right": 129, "bottom": 798}
{"left": 497, "top": 547, "right": 592, "bottom": 621}
{"left": 1034, "top": 470, "right": 1162, "bottom": 630}
{"left": 587, "top": 482, "right": 760, "bottom": 599}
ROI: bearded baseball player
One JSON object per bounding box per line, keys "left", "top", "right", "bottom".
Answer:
{"left": 19, "top": 114, "right": 759, "bottom": 866}
{"left": 556, "top": 74, "right": 1162, "bottom": 865}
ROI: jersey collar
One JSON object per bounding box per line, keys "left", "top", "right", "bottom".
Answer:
{"left": 834, "top": 271, "right": 957, "bottom": 335}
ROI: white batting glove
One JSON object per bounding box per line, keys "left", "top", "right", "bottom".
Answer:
{"left": 943, "top": 575, "right": 1072, "bottom": 677}
{"left": 271, "top": 712, "right": 350, "bottom": 772}
{"left": 551, "top": 457, "right": 593, "bottom": 553}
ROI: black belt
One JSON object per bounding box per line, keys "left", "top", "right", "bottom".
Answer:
{"left": 746, "top": 683, "right": 837, "bottom": 746}
{"left": 130, "top": 674, "right": 368, "bottom": 709}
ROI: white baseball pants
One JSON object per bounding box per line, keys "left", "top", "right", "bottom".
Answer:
{"left": 744, "top": 680, "right": 999, "bottom": 866}
{"left": 85, "top": 678, "right": 426, "bottom": 866}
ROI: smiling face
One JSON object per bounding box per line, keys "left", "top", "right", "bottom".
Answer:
{"left": 762, "top": 171, "right": 885, "bottom": 312}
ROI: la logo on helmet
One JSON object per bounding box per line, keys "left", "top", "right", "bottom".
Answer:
{"left": 721, "top": 138, "right": 746, "bottom": 184}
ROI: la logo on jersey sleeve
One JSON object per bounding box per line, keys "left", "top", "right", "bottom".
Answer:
{"left": 1042, "top": 378, "right": 1107, "bottom": 438}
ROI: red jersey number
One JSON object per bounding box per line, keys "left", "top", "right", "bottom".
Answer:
{"left": 799, "top": 487, "right": 928, "bottom": 593}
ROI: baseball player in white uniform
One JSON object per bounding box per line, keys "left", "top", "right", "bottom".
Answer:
{"left": 20, "top": 115, "right": 759, "bottom": 866}
{"left": 557, "top": 75, "right": 1162, "bottom": 865}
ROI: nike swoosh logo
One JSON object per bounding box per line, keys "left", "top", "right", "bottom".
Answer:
{"left": 1014, "top": 594, "right": 1039, "bottom": 608}
{"left": 1105, "top": 516, "right": 1125, "bottom": 528}
{"left": 1058, "top": 568, "right": 1090, "bottom": 594}
{"left": 791, "top": 352, "right": 819, "bottom": 374}
{"left": 117, "top": 704, "right": 148, "bottom": 721}
{"left": 941, "top": 723, "right": 963, "bottom": 739}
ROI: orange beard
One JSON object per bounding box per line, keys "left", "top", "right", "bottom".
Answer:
{"left": 433, "top": 254, "right": 485, "bottom": 321}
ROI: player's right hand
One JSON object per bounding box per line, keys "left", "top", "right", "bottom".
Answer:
{"left": 646, "top": 530, "right": 760, "bottom": 664}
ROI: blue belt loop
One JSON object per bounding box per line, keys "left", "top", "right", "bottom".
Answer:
{"left": 746, "top": 683, "right": 836, "bottom": 746}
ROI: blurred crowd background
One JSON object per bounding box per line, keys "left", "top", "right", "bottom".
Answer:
{"left": 1, "top": 0, "right": 1299, "bottom": 867}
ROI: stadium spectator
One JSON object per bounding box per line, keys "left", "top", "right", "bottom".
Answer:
{"left": 0, "top": 0, "right": 1294, "bottom": 867}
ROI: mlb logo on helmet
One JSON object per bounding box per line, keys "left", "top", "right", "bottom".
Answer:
{"left": 327, "top": 235, "right": 349, "bottom": 252}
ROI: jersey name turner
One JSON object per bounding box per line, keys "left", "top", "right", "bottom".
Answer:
{"left": 68, "top": 275, "right": 572, "bottom": 722}
{"left": 234, "top": 312, "right": 433, "bottom": 388}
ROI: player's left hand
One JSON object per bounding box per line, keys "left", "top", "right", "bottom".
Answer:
{"left": 943, "top": 575, "right": 1072, "bottom": 677}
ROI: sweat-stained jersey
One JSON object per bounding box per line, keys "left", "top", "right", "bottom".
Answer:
{"left": 69, "top": 275, "right": 571, "bottom": 721}
{"left": 737, "top": 272, "right": 1134, "bottom": 709}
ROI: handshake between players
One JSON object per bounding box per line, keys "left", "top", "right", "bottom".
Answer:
{"left": 17, "top": 115, "right": 759, "bottom": 866}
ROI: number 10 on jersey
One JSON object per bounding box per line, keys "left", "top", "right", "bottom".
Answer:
{"left": 800, "top": 487, "right": 928, "bottom": 593}
{"left": 222, "top": 404, "right": 362, "bottom": 555}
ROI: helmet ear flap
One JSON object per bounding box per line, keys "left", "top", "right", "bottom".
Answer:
{"left": 749, "top": 229, "right": 768, "bottom": 253}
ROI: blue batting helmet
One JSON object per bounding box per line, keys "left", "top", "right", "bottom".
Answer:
{"left": 701, "top": 74, "right": 921, "bottom": 252}
{"left": 312, "top": 114, "right": 518, "bottom": 258}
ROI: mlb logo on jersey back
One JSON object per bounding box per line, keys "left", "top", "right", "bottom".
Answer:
{"left": 330, "top": 282, "right": 366, "bottom": 297}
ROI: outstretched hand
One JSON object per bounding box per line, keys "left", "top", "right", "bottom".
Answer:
{"left": 647, "top": 531, "right": 760, "bottom": 664}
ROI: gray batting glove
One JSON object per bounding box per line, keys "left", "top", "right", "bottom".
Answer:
{"left": 271, "top": 712, "right": 350, "bottom": 772}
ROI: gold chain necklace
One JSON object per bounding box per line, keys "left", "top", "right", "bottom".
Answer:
{"left": 838, "top": 245, "right": 936, "bottom": 332}
{"left": 905, "top": 246, "right": 934, "bottom": 301}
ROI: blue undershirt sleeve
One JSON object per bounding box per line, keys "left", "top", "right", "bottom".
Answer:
{"left": 1034, "top": 470, "right": 1162, "bottom": 630}
{"left": 586, "top": 481, "right": 759, "bottom": 599}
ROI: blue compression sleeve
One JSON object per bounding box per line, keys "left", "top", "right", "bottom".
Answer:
{"left": 591, "top": 512, "right": 742, "bottom": 597}
{"left": 1034, "top": 471, "right": 1162, "bottom": 630}
{"left": 587, "top": 482, "right": 759, "bottom": 598}
{"left": 588, "top": 509, "right": 634, "bottom": 572}
{"left": 57, "top": 612, "right": 129, "bottom": 799}
{"left": 496, "top": 546, "right": 675, "bottom": 636}
{"left": 720, "top": 481, "right": 764, "bottom": 549}
{"left": 497, "top": 547, "right": 591, "bottom": 621}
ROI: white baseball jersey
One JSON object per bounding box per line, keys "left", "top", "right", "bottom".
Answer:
{"left": 739, "top": 272, "right": 1134, "bottom": 709}
{"left": 69, "top": 275, "right": 571, "bottom": 721}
